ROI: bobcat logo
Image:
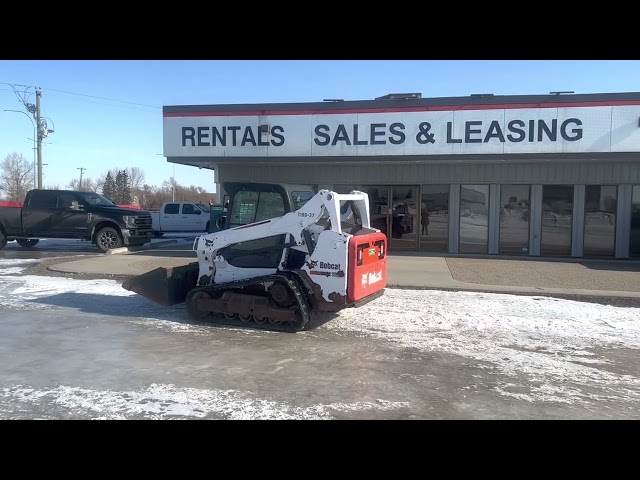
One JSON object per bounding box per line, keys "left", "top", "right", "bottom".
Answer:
{"left": 362, "top": 271, "right": 382, "bottom": 288}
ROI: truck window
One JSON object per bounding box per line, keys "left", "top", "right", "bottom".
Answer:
{"left": 57, "top": 193, "right": 77, "bottom": 209}
{"left": 182, "top": 204, "right": 197, "bottom": 215}
{"left": 164, "top": 203, "right": 180, "bottom": 214}
{"left": 28, "top": 191, "right": 57, "bottom": 209}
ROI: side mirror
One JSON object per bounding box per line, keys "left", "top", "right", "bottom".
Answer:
{"left": 215, "top": 215, "right": 226, "bottom": 230}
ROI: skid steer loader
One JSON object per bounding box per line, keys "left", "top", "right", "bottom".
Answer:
{"left": 122, "top": 182, "right": 387, "bottom": 332}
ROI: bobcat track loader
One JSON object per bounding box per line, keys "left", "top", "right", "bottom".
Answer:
{"left": 122, "top": 183, "right": 387, "bottom": 332}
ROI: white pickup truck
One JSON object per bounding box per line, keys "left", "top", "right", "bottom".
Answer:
{"left": 151, "top": 201, "right": 211, "bottom": 236}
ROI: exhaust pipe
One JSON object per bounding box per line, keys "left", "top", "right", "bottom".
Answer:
{"left": 122, "top": 262, "right": 199, "bottom": 307}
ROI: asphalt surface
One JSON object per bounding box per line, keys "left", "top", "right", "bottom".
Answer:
{"left": 1, "top": 277, "right": 639, "bottom": 420}
{"left": 0, "top": 238, "right": 101, "bottom": 259}
{"left": 1, "top": 238, "right": 640, "bottom": 419}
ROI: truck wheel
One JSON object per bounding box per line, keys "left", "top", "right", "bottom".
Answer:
{"left": 16, "top": 239, "right": 39, "bottom": 248}
{"left": 95, "top": 226, "right": 123, "bottom": 253}
{"left": 0, "top": 231, "right": 6, "bottom": 250}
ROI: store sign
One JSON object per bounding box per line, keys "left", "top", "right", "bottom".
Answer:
{"left": 163, "top": 105, "right": 640, "bottom": 157}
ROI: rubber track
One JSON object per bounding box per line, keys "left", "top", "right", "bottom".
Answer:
{"left": 185, "top": 271, "right": 312, "bottom": 333}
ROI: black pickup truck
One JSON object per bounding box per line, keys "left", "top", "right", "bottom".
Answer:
{"left": 0, "top": 189, "right": 154, "bottom": 253}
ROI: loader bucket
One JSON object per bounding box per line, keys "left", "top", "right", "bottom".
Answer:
{"left": 122, "top": 262, "right": 200, "bottom": 307}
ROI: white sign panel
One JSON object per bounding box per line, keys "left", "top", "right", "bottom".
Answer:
{"left": 163, "top": 105, "right": 640, "bottom": 157}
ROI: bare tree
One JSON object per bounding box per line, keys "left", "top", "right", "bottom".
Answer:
{"left": 67, "top": 178, "right": 98, "bottom": 192}
{"left": 127, "top": 167, "right": 145, "bottom": 192}
{"left": 0, "top": 152, "right": 34, "bottom": 201}
{"left": 44, "top": 184, "right": 60, "bottom": 190}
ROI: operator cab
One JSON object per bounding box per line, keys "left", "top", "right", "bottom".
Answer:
{"left": 216, "top": 182, "right": 315, "bottom": 231}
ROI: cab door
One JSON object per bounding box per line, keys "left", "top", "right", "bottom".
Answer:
{"left": 180, "top": 203, "right": 206, "bottom": 231}
{"left": 23, "top": 191, "right": 57, "bottom": 235}
{"left": 160, "top": 203, "right": 181, "bottom": 231}
{"left": 51, "top": 192, "right": 89, "bottom": 236}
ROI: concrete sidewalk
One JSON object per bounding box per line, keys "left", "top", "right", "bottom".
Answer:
{"left": 46, "top": 240, "right": 640, "bottom": 300}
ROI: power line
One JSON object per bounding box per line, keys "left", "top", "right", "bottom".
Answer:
{"left": 0, "top": 81, "right": 161, "bottom": 110}
{"left": 44, "top": 87, "right": 161, "bottom": 109}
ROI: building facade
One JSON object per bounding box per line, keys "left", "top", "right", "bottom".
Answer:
{"left": 162, "top": 92, "right": 640, "bottom": 259}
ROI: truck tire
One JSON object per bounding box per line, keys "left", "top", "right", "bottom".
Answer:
{"left": 16, "top": 239, "right": 39, "bottom": 248}
{"left": 0, "top": 230, "right": 6, "bottom": 250}
{"left": 95, "top": 226, "right": 123, "bottom": 253}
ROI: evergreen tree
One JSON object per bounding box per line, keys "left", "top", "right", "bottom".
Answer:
{"left": 120, "top": 169, "right": 132, "bottom": 204}
{"left": 102, "top": 171, "right": 116, "bottom": 201}
{"left": 114, "top": 170, "right": 124, "bottom": 204}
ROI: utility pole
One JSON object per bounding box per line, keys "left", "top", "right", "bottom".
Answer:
{"left": 36, "top": 89, "right": 42, "bottom": 189}
{"left": 77, "top": 167, "right": 86, "bottom": 191}
{"left": 7, "top": 85, "right": 53, "bottom": 189}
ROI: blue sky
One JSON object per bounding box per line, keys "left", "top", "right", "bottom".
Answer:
{"left": 1, "top": 60, "right": 639, "bottom": 193}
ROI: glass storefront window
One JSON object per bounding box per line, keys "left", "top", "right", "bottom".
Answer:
{"left": 632, "top": 186, "right": 640, "bottom": 257}
{"left": 459, "top": 185, "right": 489, "bottom": 254}
{"left": 541, "top": 185, "right": 574, "bottom": 256}
{"left": 499, "top": 185, "right": 531, "bottom": 255}
{"left": 584, "top": 185, "right": 617, "bottom": 257}
{"left": 420, "top": 185, "right": 449, "bottom": 253}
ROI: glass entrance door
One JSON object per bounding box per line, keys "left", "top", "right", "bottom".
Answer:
{"left": 390, "top": 186, "right": 419, "bottom": 250}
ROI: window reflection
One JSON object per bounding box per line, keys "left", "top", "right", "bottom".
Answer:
{"left": 499, "top": 185, "right": 530, "bottom": 255}
{"left": 541, "top": 185, "right": 573, "bottom": 256}
{"left": 420, "top": 185, "right": 449, "bottom": 252}
{"left": 632, "top": 186, "right": 640, "bottom": 257}
{"left": 459, "top": 185, "right": 489, "bottom": 254}
{"left": 583, "top": 185, "right": 617, "bottom": 257}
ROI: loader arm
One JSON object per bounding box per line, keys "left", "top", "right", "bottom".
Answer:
{"left": 193, "top": 189, "right": 371, "bottom": 265}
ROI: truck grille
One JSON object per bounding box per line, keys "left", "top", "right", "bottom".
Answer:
{"left": 134, "top": 215, "right": 153, "bottom": 229}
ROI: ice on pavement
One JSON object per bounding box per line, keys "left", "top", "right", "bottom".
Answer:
{"left": 1, "top": 383, "right": 409, "bottom": 420}
{"left": 1, "top": 273, "right": 640, "bottom": 407}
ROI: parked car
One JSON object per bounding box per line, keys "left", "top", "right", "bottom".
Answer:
{"left": 0, "top": 189, "right": 154, "bottom": 253}
{"left": 151, "top": 201, "right": 211, "bottom": 236}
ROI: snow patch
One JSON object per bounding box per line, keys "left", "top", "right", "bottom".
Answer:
{"left": 0, "top": 383, "right": 409, "bottom": 420}
{"left": 6, "top": 275, "right": 135, "bottom": 299}
{"left": 0, "top": 259, "right": 39, "bottom": 275}
{"left": 330, "top": 289, "right": 640, "bottom": 404}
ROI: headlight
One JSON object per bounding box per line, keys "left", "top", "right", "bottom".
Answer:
{"left": 122, "top": 216, "right": 136, "bottom": 227}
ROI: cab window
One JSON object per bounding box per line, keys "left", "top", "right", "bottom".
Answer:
{"left": 230, "top": 191, "right": 285, "bottom": 228}
{"left": 164, "top": 203, "right": 179, "bottom": 214}
{"left": 57, "top": 193, "right": 78, "bottom": 209}
{"left": 182, "top": 204, "right": 198, "bottom": 215}
{"left": 28, "top": 191, "right": 57, "bottom": 209}
{"left": 291, "top": 191, "right": 314, "bottom": 210}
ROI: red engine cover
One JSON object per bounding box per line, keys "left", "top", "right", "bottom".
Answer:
{"left": 347, "top": 232, "right": 387, "bottom": 303}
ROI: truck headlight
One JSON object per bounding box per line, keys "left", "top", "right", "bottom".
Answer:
{"left": 122, "top": 216, "right": 136, "bottom": 227}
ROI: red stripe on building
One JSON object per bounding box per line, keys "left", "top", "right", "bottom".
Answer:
{"left": 163, "top": 100, "right": 640, "bottom": 118}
